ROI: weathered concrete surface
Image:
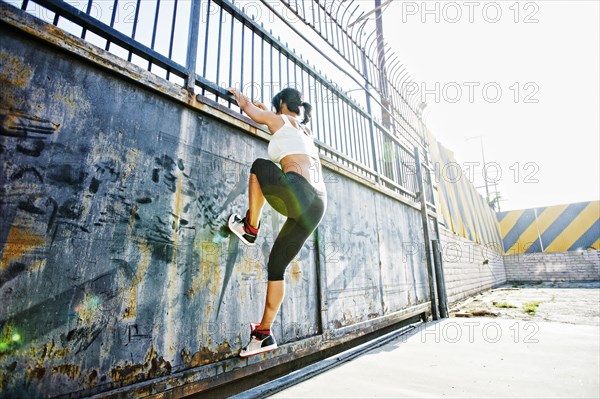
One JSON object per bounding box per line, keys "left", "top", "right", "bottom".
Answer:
{"left": 0, "top": 5, "right": 437, "bottom": 398}
{"left": 272, "top": 283, "right": 600, "bottom": 398}
{"left": 450, "top": 281, "right": 600, "bottom": 326}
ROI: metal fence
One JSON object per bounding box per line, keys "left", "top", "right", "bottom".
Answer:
{"left": 6, "top": 0, "right": 434, "bottom": 204}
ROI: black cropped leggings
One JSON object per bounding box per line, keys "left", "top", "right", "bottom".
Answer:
{"left": 250, "top": 158, "right": 327, "bottom": 281}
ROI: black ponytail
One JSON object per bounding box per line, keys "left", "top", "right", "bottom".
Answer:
{"left": 271, "top": 92, "right": 283, "bottom": 113}
{"left": 272, "top": 88, "right": 310, "bottom": 123}
{"left": 301, "top": 102, "right": 312, "bottom": 124}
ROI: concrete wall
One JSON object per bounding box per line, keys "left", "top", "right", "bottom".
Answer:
{"left": 438, "top": 228, "right": 506, "bottom": 305}
{"left": 504, "top": 251, "right": 600, "bottom": 282}
{"left": 0, "top": 7, "right": 431, "bottom": 397}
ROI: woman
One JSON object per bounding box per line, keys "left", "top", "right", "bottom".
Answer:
{"left": 227, "top": 87, "right": 327, "bottom": 357}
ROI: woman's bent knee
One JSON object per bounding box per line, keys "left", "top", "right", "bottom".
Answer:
{"left": 250, "top": 158, "right": 273, "bottom": 175}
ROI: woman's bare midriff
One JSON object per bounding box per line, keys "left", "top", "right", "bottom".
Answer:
{"left": 280, "top": 154, "right": 325, "bottom": 192}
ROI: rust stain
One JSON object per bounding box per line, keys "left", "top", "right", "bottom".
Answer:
{"left": 86, "top": 369, "right": 98, "bottom": 388}
{"left": 181, "top": 342, "right": 232, "bottom": 368}
{"left": 39, "top": 340, "right": 54, "bottom": 360}
{"left": 110, "top": 346, "right": 172, "bottom": 383}
{"left": 109, "top": 362, "right": 144, "bottom": 383}
{"left": 30, "top": 259, "right": 46, "bottom": 273}
{"left": 0, "top": 51, "right": 33, "bottom": 89}
{"left": 123, "top": 286, "right": 137, "bottom": 319}
{"left": 51, "top": 364, "right": 80, "bottom": 379}
{"left": 289, "top": 260, "right": 302, "bottom": 283}
{"left": 25, "top": 363, "right": 46, "bottom": 384}
{"left": 189, "top": 240, "right": 222, "bottom": 299}
{"left": 173, "top": 171, "right": 183, "bottom": 234}
{"left": 137, "top": 240, "right": 152, "bottom": 282}
{"left": 39, "top": 341, "right": 69, "bottom": 361}
{"left": 147, "top": 355, "right": 172, "bottom": 379}
{"left": 0, "top": 226, "right": 46, "bottom": 269}
{"left": 123, "top": 240, "right": 151, "bottom": 318}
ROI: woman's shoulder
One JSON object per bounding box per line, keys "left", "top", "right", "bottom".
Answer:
{"left": 266, "top": 113, "right": 286, "bottom": 134}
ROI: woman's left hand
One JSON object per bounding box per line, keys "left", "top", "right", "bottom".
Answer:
{"left": 253, "top": 100, "right": 268, "bottom": 111}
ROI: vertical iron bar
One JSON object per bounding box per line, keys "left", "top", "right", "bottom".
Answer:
{"left": 286, "top": 52, "right": 290, "bottom": 87}
{"left": 301, "top": 0, "right": 306, "bottom": 21}
{"left": 251, "top": 31, "right": 255, "bottom": 100}
{"left": 260, "top": 36, "right": 264, "bottom": 102}
{"left": 337, "top": 97, "right": 347, "bottom": 159}
{"left": 215, "top": 6, "right": 223, "bottom": 87}
{"left": 202, "top": 0, "right": 212, "bottom": 95}
{"left": 335, "top": 24, "right": 342, "bottom": 57}
{"left": 362, "top": 50, "right": 380, "bottom": 183}
{"left": 344, "top": 101, "right": 353, "bottom": 162}
{"left": 307, "top": 72, "right": 316, "bottom": 138}
{"left": 81, "top": 0, "right": 93, "bottom": 39}
{"left": 269, "top": 41, "right": 273, "bottom": 101}
{"left": 278, "top": 47, "right": 282, "bottom": 90}
{"left": 316, "top": 0, "right": 322, "bottom": 35}
{"left": 21, "top": 0, "right": 29, "bottom": 10}
{"left": 360, "top": 114, "right": 368, "bottom": 167}
{"left": 127, "top": 0, "right": 142, "bottom": 62}
{"left": 185, "top": 0, "right": 202, "bottom": 93}
{"left": 228, "top": 10, "right": 234, "bottom": 90}
{"left": 166, "top": 0, "right": 179, "bottom": 80}
{"left": 293, "top": 57, "right": 298, "bottom": 90}
{"left": 320, "top": 79, "right": 329, "bottom": 148}
{"left": 148, "top": 0, "right": 162, "bottom": 71}
{"left": 300, "top": 66, "right": 306, "bottom": 100}
{"left": 328, "top": 86, "right": 338, "bottom": 155}
{"left": 105, "top": 0, "right": 118, "bottom": 50}
{"left": 349, "top": 103, "right": 358, "bottom": 162}
{"left": 315, "top": 75, "right": 325, "bottom": 144}
{"left": 240, "top": 22, "right": 245, "bottom": 93}
{"left": 360, "top": 115, "right": 369, "bottom": 170}
{"left": 322, "top": 3, "right": 329, "bottom": 42}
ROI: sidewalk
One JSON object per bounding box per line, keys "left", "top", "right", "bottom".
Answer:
{"left": 271, "top": 282, "right": 600, "bottom": 398}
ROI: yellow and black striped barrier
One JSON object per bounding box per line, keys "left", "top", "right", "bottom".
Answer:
{"left": 429, "top": 139, "right": 599, "bottom": 255}
{"left": 431, "top": 141, "right": 504, "bottom": 251}
{"left": 497, "top": 201, "right": 600, "bottom": 254}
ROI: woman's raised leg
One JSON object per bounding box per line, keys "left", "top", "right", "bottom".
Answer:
{"left": 248, "top": 173, "right": 265, "bottom": 228}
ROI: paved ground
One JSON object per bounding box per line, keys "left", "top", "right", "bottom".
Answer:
{"left": 271, "top": 282, "right": 600, "bottom": 398}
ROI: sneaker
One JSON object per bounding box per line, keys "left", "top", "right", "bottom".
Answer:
{"left": 239, "top": 330, "right": 277, "bottom": 358}
{"left": 228, "top": 211, "right": 259, "bottom": 246}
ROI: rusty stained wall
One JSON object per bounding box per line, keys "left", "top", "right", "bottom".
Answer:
{"left": 0, "top": 23, "right": 429, "bottom": 398}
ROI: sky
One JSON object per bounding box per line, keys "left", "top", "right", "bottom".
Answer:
{"left": 382, "top": 0, "right": 600, "bottom": 211}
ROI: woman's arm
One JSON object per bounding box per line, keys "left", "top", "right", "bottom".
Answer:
{"left": 228, "top": 88, "right": 279, "bottom": 130}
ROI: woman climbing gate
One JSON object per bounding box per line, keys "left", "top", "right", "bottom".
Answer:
{"left": 227, "top": 87, "right": 327, "bottom": 357}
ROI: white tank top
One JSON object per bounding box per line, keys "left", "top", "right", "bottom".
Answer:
{"left": 268, "top": 115, "right": 320, "bottom": 163}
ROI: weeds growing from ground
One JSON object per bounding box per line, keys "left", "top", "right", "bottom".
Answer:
{"left": 523, "top": 302, "right": 541, "bottom": 315}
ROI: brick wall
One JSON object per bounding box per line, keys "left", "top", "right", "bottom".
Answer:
{"left": 438, "top": 228, "right": 507, "bottom": 305}
{"left": 504, "top": 251, "right": 600, "bottom": 282}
